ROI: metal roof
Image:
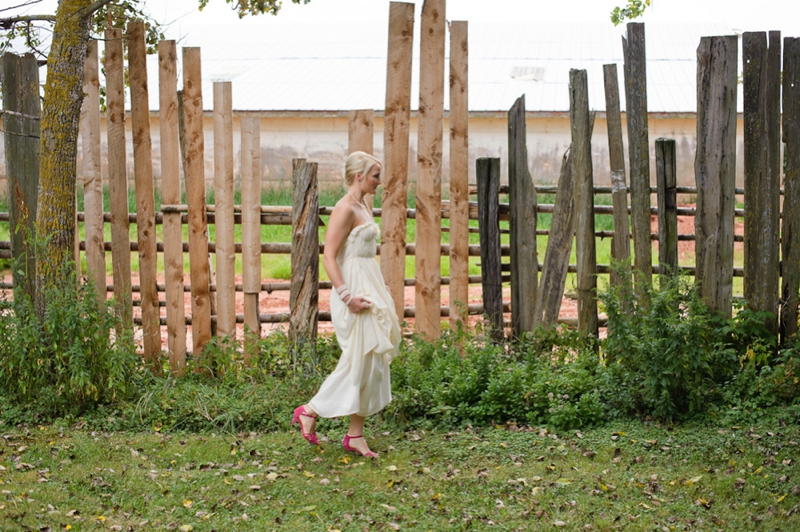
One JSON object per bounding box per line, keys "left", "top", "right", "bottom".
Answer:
{"left": 143, "top": 20, "right": 736, "bottom": 113}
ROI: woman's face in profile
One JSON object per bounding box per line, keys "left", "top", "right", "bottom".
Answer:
{"left": 362, "top": 164, "right": 382, "bottom": 194}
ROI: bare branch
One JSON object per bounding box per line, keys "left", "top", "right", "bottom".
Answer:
{"left": 0, "top": 14, "right": 56, "bottom": 27}
{"left": 0, "top": 1, "right": 43, "bottom": 15}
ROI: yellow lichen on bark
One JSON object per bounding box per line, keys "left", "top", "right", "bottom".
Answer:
{"left": 35, "top": 0, "right": 94, "bottom": 310}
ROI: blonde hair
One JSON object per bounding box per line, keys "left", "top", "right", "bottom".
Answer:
{"left": 344, "top": 151, "right": 381, "bottom": 187}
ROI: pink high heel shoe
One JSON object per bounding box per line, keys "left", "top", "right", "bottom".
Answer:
{"left": 291, "top": 406, "right": 318, "bottom": 445}
{"left": 342, "top": 434, "right": 378, "bottom": 458}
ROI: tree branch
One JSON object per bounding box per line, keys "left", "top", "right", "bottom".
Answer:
{"left": 78, "top": 0, "right": 117, "bottom": 19}
{"left": 0, "top": 14, "right": 56, "bottom": 28}
{"left": 0, "top": 1, "right": 44, "bottom": 15}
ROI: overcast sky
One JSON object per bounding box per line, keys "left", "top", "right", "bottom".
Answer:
{"left": 141, "top": 0, "right": 800, "bottom": 38}
{"left": 10, "top": 0, "right": 800, "bottom": 40}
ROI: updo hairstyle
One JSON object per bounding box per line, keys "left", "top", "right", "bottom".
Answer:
{"left": 344, "top": 151, "right": 382, "bottom": 187}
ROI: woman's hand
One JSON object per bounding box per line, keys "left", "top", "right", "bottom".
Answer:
{"left": 347, "top": 296, "right": 372, "bottom": 314}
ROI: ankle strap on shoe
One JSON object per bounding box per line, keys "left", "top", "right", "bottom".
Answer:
{"left": 345, "top": 434, "right": 364, "bottom": 439}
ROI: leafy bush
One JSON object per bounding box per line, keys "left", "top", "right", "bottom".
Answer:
{"left": 600, "top": 270, "right": 778, "bottom": 422}
{"left": 0, "top": 272, "right": 140, "bottom": 419}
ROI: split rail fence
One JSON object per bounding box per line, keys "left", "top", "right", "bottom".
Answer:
{"left": 3, "top": 9, "right": 800, "bottom": 374}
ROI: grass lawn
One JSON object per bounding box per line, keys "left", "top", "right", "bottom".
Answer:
{"left": 2, "top": 418, "right": 798, "bottom": 531}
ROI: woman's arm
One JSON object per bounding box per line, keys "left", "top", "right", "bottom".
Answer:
{"left": 324, "top": 202, "right": 371, "bottom": 313}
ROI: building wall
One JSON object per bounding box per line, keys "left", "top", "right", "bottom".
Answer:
{"left": 0, "top": 111, "right": 747, "bottom": 199}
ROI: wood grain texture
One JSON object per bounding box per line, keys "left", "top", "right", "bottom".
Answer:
{"left": 213, "top": 81, "right": 236, "bottom": 337}
{"left": 569, "top": 69, "right": 598, "bottom": 336}
{"left": 535, "top": 148, "right": 574, "bottom": 327}
{"left": 743, "top": 31, "right": 781, "bottom": 335}
{"left": 477, "top": 158, "right": 504, "bottom": 342}
{"left": 182, "top": 47, "right": 212, "bottom": 355}
{"left": 105, "top": 28, "right": 132, "bottom": 330}
{"left": 2, "top": 52, "right": 40, "bottom": 301}
{"left": 348, "top": 109, "right": 375, "bottom": 207}
{"left": 448, "top": 20, "right": 470, "bottom": 330}
{"left": 507, "top": 95, "right": 538, "bottom": 336}
{"left": 80, "top": 40, "right": 104, "bottom": 305}
{"left": 695, "top": 36, "right": 737, "bottom": 318}
{"left": 289, "top": 159, "right": 319, "bottom": 343}
{"left": 241, "top": 117, "right": 262, "bottom": 362}
{"left": 128, "top": 21, "right": 160, "bottom": 368}
{"left": 655, "top": 138, "right": 678, "bottom": 276}
{"left": 158, "top": 40, "right": 186, "bottom": 375}
{"left": 781, "top": 37, "right": 800, "bottom": 343}
{"left": 381, "top": 2, "right": 415, "bottom": 321}
{"left": 622, "top": 23, "right": 652, "bottom": 290}
{"left": 414, "top": 0, "right": 446, "bottom": 339}
{"left": 602, "top": 63, "right": 631, "bottom": 277}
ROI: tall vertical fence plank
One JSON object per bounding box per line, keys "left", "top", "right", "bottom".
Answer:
{"left": 348, "top": 109, "right": 374, "bottom": 153}
{"left": 535, "top": 149, "right": 574, "bottom": 327}
{"left": 348, "top": 109, "right": 375, "bottom": 208}
{"left": 743, "top": 31, "right": 782, "bottom": 335}
{"left": 623, "top": 22, "right": 652, "bottom": 289}
{"left": 448, "top": 20, "right": 470, "bottom": 330}
{"left": 289, "top": 159, "right": 320, "bottom": 344}
{"left": 213, "top": 81, "right": 236, "bottom": 337}
{"left": 241, "top": 117, "right": 262, "bottom": 360}
{"left": 695, "top": 36, "right": 738, "bottom": 318}
{"left": 415, "top": 0, "right": 446, "bottom": 339}
{"left": 655, "top": 138, "right": 678, "bottom": 276}
{"left": 782, "top": 37, "right": 800, "bottom": 344}
{"left": 569, "top": 69, "right": 598, "bottom": 336}
{"left": 507, "top": 95, "right": 538, "bottom": 336}
{"left": 477, "top": 158, "right": 503, "bottom": 342}
{"left": 603, "top": 63, "right": 631, "bottom": 276}
{"left": 381, "top": 2, "right": 415, "bottom": 321}
{"left": 2, "top": 52, "right": 40, "bottom": 301}
{"left": 128, "top": 20, "right": 160, "bottom": 368}
{"left": 80, "top": 41, "right": 104, "bottom": 305}
{"left": 182, "top": 47, "right": 212, "bottom": 357}
{"left": 158, "top": 40, "right": 186, "bottom": 375}
{"left": 105, "top": 28, "right": 132, "bottom": 330}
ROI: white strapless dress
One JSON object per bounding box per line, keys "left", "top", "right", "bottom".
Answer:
{"left": 308, "top": 222, "right": 401, "bottom": 417}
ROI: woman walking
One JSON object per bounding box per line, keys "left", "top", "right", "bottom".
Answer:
{"left": 292, "top": 151, "right": 401, "bottom": 458}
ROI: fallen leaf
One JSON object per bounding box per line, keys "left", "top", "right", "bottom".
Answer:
{"left": 183, "top": 500, "right": 193, "bottom": 509}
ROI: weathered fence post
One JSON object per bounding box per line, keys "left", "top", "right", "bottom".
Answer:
{"left": 2, "top": 52, "right": 40, "bottom": 301}
{"left": 105, "top": 28, "right": 132, "bottom": 330}
{"left": 603, "top": 63, "right": 631, "bottom": 280}
{"left": 289, "top": 159, "right": 319, "bottom": 344}
{"left": 623, "top": 22, "right": 652, "bottom": 290}
{"left": 743, "top": 31, "right": 781, "bottom": 335}
{"left": 570, "top": 69, "right": 598, "bottom": 336}
{"left": 182, "top": 47, "right": 213, "bottom": 357}
{"left": 80, "top": 41, "right": 104, "bottom": 305}
{"left": 415, "top": 0, "right": 445, "bottom": 340}
{"left": 241, "top": 117, "right": 262, "bottom": 361}
{"left": 508, "top": 95, "right": 538, "bottom": 337}
{"left": 129, "top": 20, "right": 161, "bottom": 368}
{"left": 476, "top": 157, "right": 503, "bottom": 342}
{"left": 213, "top": 81, "right": 236, "bottom": 338}
{"left": 159, "top": 40, "right": 187, "bottom": 375}
{"left": 655, "top": 138, "right": 678, "bottom": 276}
{"left": 381, "top": 2, "right": 414, "bottom": 322}
{"left": 448, "top": 20, "right": 470, "bottom": 331}
{"left": 695, "top": 36, "right": 738, "bottom": 318}
{"left": 782, "top": 37, "right": 800, "bottom": 344}
{"left": 535, "top": 149, "right": 574, "bottom": 327}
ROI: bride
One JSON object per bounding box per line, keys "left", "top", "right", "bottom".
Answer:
{"left": 291, "top": 151, "right": 401, "bottom": 458}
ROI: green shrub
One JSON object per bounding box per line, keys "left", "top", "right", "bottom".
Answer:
{"left": 0, "top": 271, "right": 140, "bottom": 420}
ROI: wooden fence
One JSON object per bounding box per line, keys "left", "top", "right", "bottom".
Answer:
{"left": 3, "top": 13, "right": 800, "bottom": 373}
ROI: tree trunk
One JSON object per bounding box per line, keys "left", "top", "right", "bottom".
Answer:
{"left": 35, "top": 0, "right": 94, "bottom": 314}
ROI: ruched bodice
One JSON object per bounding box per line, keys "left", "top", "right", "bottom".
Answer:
{"left": 338, "top": 221, "right": 380, "bottom": 262}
